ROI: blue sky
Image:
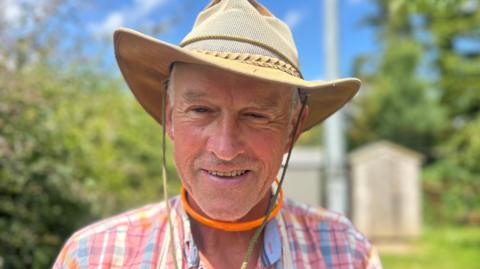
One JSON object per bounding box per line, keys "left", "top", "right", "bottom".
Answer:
{"left": 79, "top": 0, "right": 378, "bottom": 80}
{"left": 2, "top": 0, "right": 380, "bottom": 79}
{"left": 82, "top": 0, "right": 379, "bottom": 80}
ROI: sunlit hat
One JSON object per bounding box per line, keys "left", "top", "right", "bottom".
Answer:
{"left": 114, "top": 0, "right": 361, "bottom": 131}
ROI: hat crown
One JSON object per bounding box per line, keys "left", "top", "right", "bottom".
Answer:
{"left": 180, "top": 0, "right": 299, "bottom": 69}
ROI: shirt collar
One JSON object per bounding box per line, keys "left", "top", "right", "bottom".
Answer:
{"left": 261, "top": 218, "right": 282, "bottom": 266}
{"left": 176, "top": 199, "right": 283, "bottom": 268}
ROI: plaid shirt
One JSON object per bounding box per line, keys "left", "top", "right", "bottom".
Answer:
{"left": 53, "top": 196, "right": 382, "bottom": 268}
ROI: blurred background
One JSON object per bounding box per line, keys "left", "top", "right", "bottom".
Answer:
{"left": 0, "top": 0, "right": 479, "bottom": 268}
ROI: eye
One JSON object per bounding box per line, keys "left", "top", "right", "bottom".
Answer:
{"left": 244, "top": 112, "right": 271, "bottom": 122}
{"left": 246, "top": 112, "right": 266, "bottom": 119}
{"left": 191, "top": 106, "right": 212, "bottom": 113}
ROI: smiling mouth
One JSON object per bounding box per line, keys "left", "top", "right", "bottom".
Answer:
{"left": 207, "top": 170, "right": 249, "bottom": 177}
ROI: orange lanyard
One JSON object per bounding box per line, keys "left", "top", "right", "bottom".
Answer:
{"left": 180, "top": 179, "right": 283, "bottom": 232}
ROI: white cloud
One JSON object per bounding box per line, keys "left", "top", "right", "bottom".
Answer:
{"left": 133, "top": 0, "right": 167, "bottom": 18}
{"left": 2, "top": 0, "right": 23, "bottom": 25}
{"left": 2, "top": 0, "right": 52, "bottom": 26}
{"left": 283, "top": 9, "right": 305, "bottom": 29}
{"left": 90, "top": 12, "right": 125, "bottom": 38}
{"left": 89, "top": 0, "right": 168, "bottom": 38}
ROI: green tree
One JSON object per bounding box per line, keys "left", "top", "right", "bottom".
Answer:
{"left": 0, "top": 1, "right": 188, "bottom": 267}
{"left": 350, "top": 0, "right": 480, "bottom": 224}
{"left": 0, "top": 64, "right": 98, "bottom": 268}
{"left": 424, "top": 115, "right": 480, "bottom": 224}
{"left": 0, "top": 61, "right": 180, "bottom": 269}
{"left": 349, "top": 0, "right": 447, "bottom": 160}
{"left": 421, "top": 0, "right": 480, "bottom": 224}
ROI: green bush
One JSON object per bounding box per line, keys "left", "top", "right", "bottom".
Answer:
{"left": 0, "top": 64, "right": 179, "bottom": 268}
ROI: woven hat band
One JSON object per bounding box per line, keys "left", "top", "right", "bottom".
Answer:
{"left": 181, "top": 36, "right": 302, "bottom": 78}
{"left": 190, "top": 49, "right": 301, "bottom": 78}
{"left": 180, "top": 35, "right": 300, "bottom": 72}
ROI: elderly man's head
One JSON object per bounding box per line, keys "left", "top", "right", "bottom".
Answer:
{"left": 165, "top": 63, "right": 307, "bottom": 221}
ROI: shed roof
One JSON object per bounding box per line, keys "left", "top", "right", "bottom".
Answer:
{"left": 349, "top": 140, "right": 424, "bottom": 163}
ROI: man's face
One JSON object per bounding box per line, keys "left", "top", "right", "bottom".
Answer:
{"left": 166, "top": 63, "right": 303, "bottom": 221}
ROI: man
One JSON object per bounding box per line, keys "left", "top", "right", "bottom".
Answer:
{"left": 54, "top": 0, "right": 382, "bottom": 268}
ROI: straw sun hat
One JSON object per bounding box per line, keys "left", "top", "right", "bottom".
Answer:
{"left": 114, "top": 0, "right": 361, "bottom": 131}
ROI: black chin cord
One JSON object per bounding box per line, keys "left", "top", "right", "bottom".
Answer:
{"left": 240, "top": 91, "right": 308, "bottom": 269}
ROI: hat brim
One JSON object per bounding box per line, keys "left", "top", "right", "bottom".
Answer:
{"left": 114, "top": 28, "right": 361, "bottom": 132}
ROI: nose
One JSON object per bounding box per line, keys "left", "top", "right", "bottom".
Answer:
{"left": 206, "top": 114, "right": 245, "bottom": 161}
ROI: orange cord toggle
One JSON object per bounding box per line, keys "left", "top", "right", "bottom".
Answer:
{"left": 180, "top": 179, "right": 283, "bottom": 232}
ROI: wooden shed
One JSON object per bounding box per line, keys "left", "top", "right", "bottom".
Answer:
{"left": 349, "top": 141, "right": 423, "bottom": 240}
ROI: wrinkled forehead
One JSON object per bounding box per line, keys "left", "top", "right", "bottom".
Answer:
{"left": 169, "top": 62, "right": 296, "bottom": 104}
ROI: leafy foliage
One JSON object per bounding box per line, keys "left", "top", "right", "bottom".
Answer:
{"left": 349, "top": 36, "right": 447, "bottom": 159}
{"left": 350, "top": 0, "right": 480, "bottom": 224}
{"left": 0, "top": 63, "right": 179, "bottom": 268}
{"left": 0, "top": 0, "right": 191, "bottom": 267}
{"left": 423, "top": 114, "right": 480, "bottom": 224}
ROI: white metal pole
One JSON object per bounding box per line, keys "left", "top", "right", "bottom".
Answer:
{"left": 323, "top": 0, "right": 348, "bottom": 215}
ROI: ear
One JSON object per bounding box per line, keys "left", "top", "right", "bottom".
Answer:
{"left": 165, "top": 96, "right": 175, "bottom": 141}
{"left": 284, "top": 105, "right": 309, "bottom": 153}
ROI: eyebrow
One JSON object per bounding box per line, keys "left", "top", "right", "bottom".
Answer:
{"left": 250, "top": 98, "right": 280, "bottom": 110}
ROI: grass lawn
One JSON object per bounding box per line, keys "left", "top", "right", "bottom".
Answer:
{"left": 379, "top": 226, "right": 480, "bottom": 269}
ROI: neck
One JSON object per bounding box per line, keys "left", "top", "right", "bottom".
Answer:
{"left": 187, "top": 191, "right": 270, "bottom": 268}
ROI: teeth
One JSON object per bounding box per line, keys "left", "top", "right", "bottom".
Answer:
{"left": 208, "top": 170, "right": 247, "bottom": 177}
